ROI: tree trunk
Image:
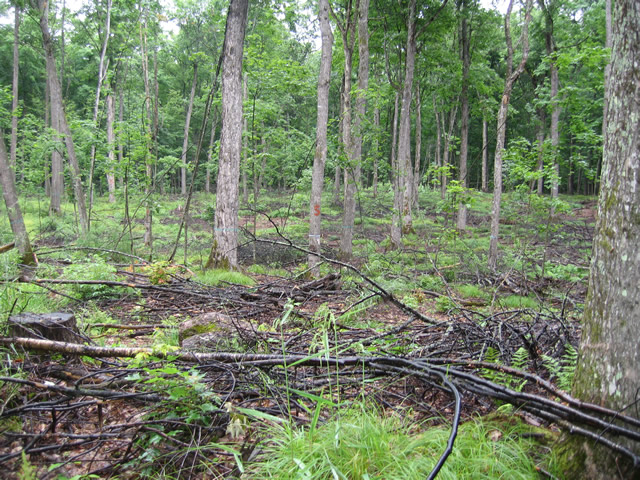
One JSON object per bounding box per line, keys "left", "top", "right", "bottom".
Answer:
{"left": 481, "top": 116, "right": 488, "bottom": 192}
{"left": 341, "top": 0, "right": 369, "bottom": 259}
{"left": 308, "top": 0, "right": 333, "bottom": 273}
{"left": 488, "top": 0, "right": 532, "bottom": 270}
{"left": 38, "top": 0, "right": 89, "bottom": 235}
{"left": 433, "top": 97, "right": 442, "bottom": 191}
{"left": 536, "top": 106, "right": 546, "bottom": 194}
{"left": 206, "top": 107, "right": 219, "bottom": 194}
{"left": 242, "top": 74, "right": 248, "bottom": 205}
{"left": 0, "top": 131, "right": 36, "bottom": 267}
{"left": 372, "top": 105, "right": 380, "bottom": 197}
{"left": 336, "top": 0, "right": 357, "bottom": 259}
{"left": 209, "top": 0, "right": 249, "bottom": 270}
{"left": 570, "top": 1, "right": 640, "bottom": 476}
{"left": 181, "top": 63, "right": 198, "bottom": 196}
{"left": 106, "top": 93, "right": 116, "bottom": 202}
{"left": 390, "top": 90, "right": 402, "bottom": 248}
{"left": 413, "top": 85, "right": 422, "bottom": 209}
{"left": 139, "top": 13, "right": 154, "bottom": 250}
{"left": 10, "top": 5, "right": 20, "bottom": 185}
{"left": 441, "top": 104, "right": 458, "bottom": 199}
{"left": 395, "top": 0, "right": 418, "bottom": 236}
{"left": 457, "top": 4, "right": 470, "bottom": 231}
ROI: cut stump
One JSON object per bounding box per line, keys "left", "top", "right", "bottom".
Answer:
{"left": 8, "top": 313, "right": 82, "bottom": 343}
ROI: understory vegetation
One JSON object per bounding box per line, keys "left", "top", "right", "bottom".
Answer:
{"left": 0, "top": 186, "right": 592, "bottom": 479}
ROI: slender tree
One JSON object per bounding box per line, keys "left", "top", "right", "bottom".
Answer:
{"left": 309, "top": 0, "right": 334, "bottom": 273}
{"left": 570, "top": 0, "right": 640, "bottom": 476}
{"left": 36, "top": 0, "right": 89, "bottom": 234}
{"left": 487, "top": 0, "right": 532, "bottom": 270}
{"left": 10, "top": 3, "right": 20, "bottom": 185}
{"left": 208, "top": 0, "right": 249, "bottom": 269}
{"left": 0, "top": 131, "right": 37, "bottom": 267}
{"left": 456, "top": 0, "right": 471, "bottom": 230}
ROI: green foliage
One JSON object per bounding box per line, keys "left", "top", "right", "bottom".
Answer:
{"left": 482, "top": 347, "right": 529, "bottom": 392}
{"left": 196, "top": 268, "right": 255, "bottom": 286}
{"left": 246, "top": 404, "right": 555, "bottom": 479}
{"left": 62, "top": 256, "right": 128, "bottom": 300}
{"left": 499, "top": 295, "right": 540, "bottom": 310}
{"left": 18, "top": 453, "right": 37, "bottom": 480}
{"left": 542, "top": 344, "right": 578, "bottom": 392}
{"left": 435, "top": 295, "right": 457, "bottom": 313}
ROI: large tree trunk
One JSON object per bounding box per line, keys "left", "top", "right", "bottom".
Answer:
{"left": 208, "top": 0, "right": 248, "bottom": 269}
{"left": 457, "top": 3, "right": 470, "bottom": 231}
{"left": 38, "top": 0, "right": 88, "bottom": 234}
{"left": 308, "top": 0, "right": 333, "bottom": 273}
{"left": 0, "top": 131, "right": 36, "bottom": 267}
{"left": 181, "top": 63, "right": 198, "bottom": 196}
{"left": 10, "top": 5, "right": 20, "bottom": 185}
{"left": 488, "top": 0, "right": 532, "bottom": 270}
{"left": 570, "top": 1, "right": 640, "bottom": 476}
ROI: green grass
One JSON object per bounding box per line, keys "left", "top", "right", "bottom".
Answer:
{"left": 246, "top": 405, "right": 557, "bottom": 480}
{"left": 498, "top": 294, "right": 540, "bottom": 310}
{"left": 196, "top": 268, "right": 255, "bottom": 286}
{"left": 455, "top": 284, "right": 488, "bottom": 299}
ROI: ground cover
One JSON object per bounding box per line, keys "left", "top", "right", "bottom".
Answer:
{"left": 0, "top": 186, "right": 607, "bottom": 479}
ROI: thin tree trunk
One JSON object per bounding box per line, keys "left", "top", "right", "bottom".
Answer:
{"left": 206, "top": 107, "right": 219, "bottom": 194}
{"left": 341, "top": 0, "right": 369, "bottom": 258}
{"left": 208, "top": 0, "right": 249, "bottom": 269}
{"left": 181, "top": 64, "right": 198, "bottom": 196}
{"left": 390, "top": 90, "right": 402, "bottom": 247}
{"left": 334, "top": 0, "right": 357, "bottom": 259}
{"left": 106, "top": 93, "right": 116, "bottom": 202}
{"left": 309, "top": 0, "right": 333, "bottom": 273}
{"left": 139, "top": 14, "right": 153, "bottom": 250}
{"left": 10, "top": 5, "right": 20, "bottom": 185}
{"left": 38, "top": 0, "right": 88, "bottom": 234}
{"left": 457, "top": 3, "right": 470, "bottom": 231}
{"left": 481, "top": 116, "right": 488, "bottom": 192}
{"left": 0, "top": 131, "right": 36, "bottom": 267}
{"left": 372, "top": 105, "right": 380, "bottom": 198}
{"left": 242, "top": 74, "right": 248, "bottom": 204}
{"left": 89, "top": 0, "right": 112, "bottom": 213}
{"left": 434, "top": 98, "right": 442, "bottom": 190}
{"left": 488, "top": 0, "right": 532, "bottom": 270}
{"left": 413, "top": 86, "right": 422, "bottom": 209}
{"left": 441, "top": 104, "right": 458, "bottom": 199}
{"left": 536, "top": 107, "right": 546, "bottom": 194}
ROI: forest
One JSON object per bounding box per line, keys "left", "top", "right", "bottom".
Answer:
{"left": 0, "top": 0, "right": 639, "bottom": 478}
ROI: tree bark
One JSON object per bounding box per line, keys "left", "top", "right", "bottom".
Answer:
{"left": 457, "top": 2, "right": 471, "bottom": 231}
{"left": 38, "top": 0, "right": 89, "bottom": 235}
{"left": 570, "top": 1, "right": 640, "bottom": 476}
{"left": 390, "top": 90, "right": 402, "bottom": 247}
{"left": 139, "top": 13, "right": 154, "bottom": 250}
{"left": 488, "top": 0, "right": 532, "bottom": 270}
{"left": 481, "top": 116, "right": 488, "bottom": 192}
{"left": 413, "top": 85, "right": 422, "bottom": 209}
{"left": 10, "top": 5, "right": 20, "bottom": 185}
{"left": 333, "top": 0, "right": 357, "bottom": 259}
{"left": 209, "top": 0, "right": 249, "bottom": 269}
{"left": 309, "top": 0, "right": 333, "bottom": 273}
{"left": 0, "top": 131, "right": 36, "bottom": 267}
{"left": 372, "top": 105, "right": 380, "bottom": 198}
{"left": 181, "top": 63, "right": 198, "bottom": 196}
{"left": 106, "top": 92, "right": 116, "bottom": 202}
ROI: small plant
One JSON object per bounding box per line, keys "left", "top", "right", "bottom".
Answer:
{"left": 482, "top": 346, "right": 529, "bottom": 392}
{"left": 62, "top": 256, "right": 130, "bottom": 300}
{"left": 542, "top": 344, "right": 578, "bottom": 392}
{"left": 435, "top": 295, "right": 456, "bottom": 313}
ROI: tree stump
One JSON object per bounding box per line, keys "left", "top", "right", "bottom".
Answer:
{"left": 8, "top": 313, "right": 82, "bottom": 343}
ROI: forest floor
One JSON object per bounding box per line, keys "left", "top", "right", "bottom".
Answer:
{"left": 0, "top": 187, "right": 602, "bottom": 479}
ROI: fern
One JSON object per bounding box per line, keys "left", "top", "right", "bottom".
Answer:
{"left": 542, "top": 343, "right": 578, "bottom": 392}
{"left": 481, "top": 346, "right": 529, "bottom": 392}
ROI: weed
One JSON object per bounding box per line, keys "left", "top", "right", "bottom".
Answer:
{"left": 196, "top": 269, "right": 255, "bottom": 286}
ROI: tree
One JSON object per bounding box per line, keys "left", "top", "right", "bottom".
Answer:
{"left": 569, "top": 0, "right": 640, "bottom": 477}
{"left": 0, "top": 130, "right": 37, "bottom": 267}
{"left": 208, "top": 0, "right": 249, "bottom": 269}
{"left": 487, "top": 0, "right": 532, "bottom": 270}
{"left": 308, "top": 0, "right": 333, "bottom": 273}
{"left": 35, "top": 0, "right": 89, "bottom": 234}
{"left": 456, "top": 0, "right": 471, "bottom": 230}
{"left": 10, "top": 3, "right": 20, "bottom": 185}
